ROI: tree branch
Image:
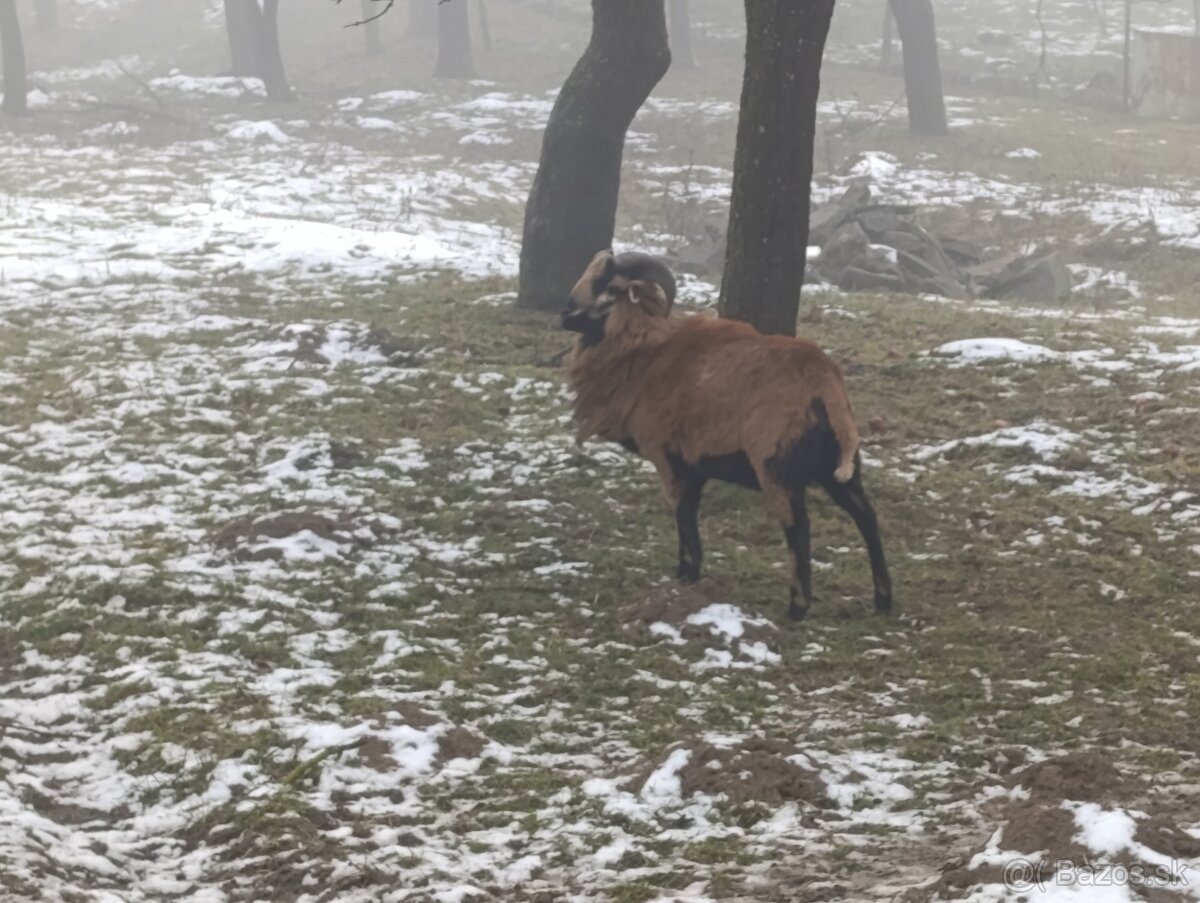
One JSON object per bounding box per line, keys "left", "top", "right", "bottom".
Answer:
{"left": 116, "top": 62, "right": 169, "bottom": 114}
{"left": 341, "top": 0, "right": 394, "bottom": 28}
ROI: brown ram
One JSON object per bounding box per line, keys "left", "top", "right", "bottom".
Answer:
{"left": 561, "top": 250, "right": 892, "bottom": 619}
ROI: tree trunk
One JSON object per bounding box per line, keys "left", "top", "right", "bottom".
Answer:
{"left": 360, "top": 0, "right": 382, "bottom": 54}
{"left": 1033, "top": 0, "right": 1049, "bottom": 83}
{"left": 434, "top": 0, "right": 474, "bottom": 78}
{"left": 889, "top": 0, "right": 947, "bottom": 135}
{"left": 880, "top": 1, "right": 895, "bottom": 71}
{"left": 668, "top": 0, "right": 695, "bottom": 68}
{"left": 718, "top": 0, "right": 835, "bottom": 337}
{"left": 1123, "top": 0, "right": 1132, "bottom": 109}
{"left": 476, "top": 0, "right": 492, "bottom": 53}
{"left": 517, "top": 0, "right": 671, "bottom": 311}
{"left": 1089, "top": 0, "right": 1108, "bottom": 39}
{"left": 0, "top": 0, "right": 27, "bottom": 117}
{"left": 409, "top": 0, "right": 436, "bottom": 37}
{"left": 252, "top": 0, "right": 293, "bottom": 102}
{"left": 224, "top": 0, "right": 258, "bottom": 77}
{"left": 34, "top": 0, "right": 56, "bottom": 30}
{"left": 225, "top": 0, "right": 291, "bottom": 99}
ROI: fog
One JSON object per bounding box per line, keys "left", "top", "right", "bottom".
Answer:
{"left": 2, "top": 2, "right": 1199, "bottom": 902}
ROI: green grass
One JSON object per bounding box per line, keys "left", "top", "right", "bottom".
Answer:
{"left": 0, "top": 262, "right": 1195, "bottom": 903}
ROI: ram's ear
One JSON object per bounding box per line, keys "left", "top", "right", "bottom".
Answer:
{"left": 628, "top": 280, "right": 670, "bottom": 316}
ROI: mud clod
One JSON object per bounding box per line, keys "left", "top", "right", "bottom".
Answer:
{"left": 436, "top": 727, "right": 486, "bottom": 764}
{"left": 1009, "top": 750, "right": 1142, "bottom": 803}
{"left": 637, "top": 738, "right": 830, "bottom": 809}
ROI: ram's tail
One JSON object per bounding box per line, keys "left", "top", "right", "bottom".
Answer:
{"left": 825, "top": 393, "right": 860, "bottom": 483}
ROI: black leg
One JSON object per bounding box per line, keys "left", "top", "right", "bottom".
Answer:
{"left": 783, "top": 491, "right": 813, "bottom": 620}
{"left": 823, "top": 472, "right": 893, "bottom": 613}
{"left": 675, "top": 475, "right": 705, "bottom": 584}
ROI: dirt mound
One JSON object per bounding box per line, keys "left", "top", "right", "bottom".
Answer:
{"left": 1136, "top": 814, "right": 1200, "bottom": 859}
{"left": 329, "top": 440, "right": 367, "bottom": 470}
{"left": 365, "top": 323, "right": 432, "bottom": 366}
{"left": 679, "top": 739, "right": 831, "bottom": 807}
{"left": 940, "top": 797, "right": 1200, "bottom": 898}
{"left": 998, "top": 800, "right": 1089, "bottom": 859}
{"left": 1009, "top": 750, "right": 1142, "bottom": 803}
{"left": 618, "top": 579, "right": 728, "bottom": 634}
{"left": 618, "top": 580, "right": 776, "bottom": 650}
{"left": 638, "top": 738, "right": 830, "bottom": 809}
{"left": 940, "top": 753, "right": 1196, "bottom": 899}
{"left": 939, "top": 799, "right": 1100, "bottom": 895}
{"left": 390, "top": 701, "right": 439, "bottom": 729}
{"left": 436, "top": 726, "right": 486, "bottom": 765}
{"left": 357, "top": 736, "right": 398, "bottom": 772}
{"left": 21, "top": 787, "right": 130, "bottom": 827}
{"left": 214, "top": 510, "right": 392, "bottom": 561}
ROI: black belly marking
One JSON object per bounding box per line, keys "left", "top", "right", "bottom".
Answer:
{"left": 695, "top": 452, "right": 759, "bottom": 489}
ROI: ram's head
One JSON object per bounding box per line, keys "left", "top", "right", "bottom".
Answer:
{"left": 561, "top": 250, "right": 677, "bottom": 344}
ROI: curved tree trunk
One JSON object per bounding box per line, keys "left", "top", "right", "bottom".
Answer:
{"left": 517, "top": 0, "right": 671, "bottom": 311}
{"left": 0, "top": 0, "right": 28, "bottom": 117}
{"left": 409, "top": 0, "right": 436, "bottom": 37}
{"left": 668, "top": 0, "right": 695, "bottom": 68}
{"left": 255, "top": 0, "right": 292, "bottom": 102}
{"left": 361, "top": 0, "right": 382, "bottom": 54}
{"left": 434, "top": 0, "right": 474, "bottom": 78}
{"left": 889, "top": 0, "right": 947, "bottom": 135}
{"left": 224, "top": 0, "right": 291, "bottom": 100}
{"left": 34, "top": 0, "right": 56, "bottom": 31}
{"left": 224, "top": 0, "right": 258, "bottom": 77}
{"left": 718, "top": 0, "right": 835, "bottom": 336}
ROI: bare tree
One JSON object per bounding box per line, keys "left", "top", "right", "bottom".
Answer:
{"left": 223, "top": 0, "right": 293, "bottom": 101}
{"left": 889, "top": 0, "right": 947, "bottom": 135}
{"left": 719, "top": 0, "right": 835, "bottom": 336}
{"left": 225, "top": 0, "right": 258, "bottom": 76}
{"left": 668, "top": 0, "right": 695, "bottom": 68}
{"left": 1089, "top": 0, "right": 1109, "bottom": 38}
{"left": 254, "top": 0, "right": 292, "bottom": 101}
{"left": 434, "top": 0, "right": 474, "bottom": 78}
{"left": 34, "top": 0, "right": 56, "bottom": 30}
{"left": 1123, "top": 0, "right": 1132, "bottom": 109}
{"left": 1034, "top": 0, "right": 1050, "bottom": 84}
{"left": 0, "top": 0, "right": 27, "bottom": 116}
{"left": 517, "top": 0, "right": 671, "bottom": 311}
{"left": 880, "top": 2, "right": 895, "bottom": 71}
{"left": 360, "top": 0, "right": 382, "bottom": 53}
{"left": 476, "top": 0, "right": 492, "bottom": 53}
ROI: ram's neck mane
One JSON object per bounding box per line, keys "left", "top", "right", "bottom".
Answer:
{"left": 567, "top": 313, "right": 676, "bottom": 442}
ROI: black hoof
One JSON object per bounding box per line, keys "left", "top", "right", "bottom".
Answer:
{"left": 787, "top": 602, "right": 808, "bottom": 621}
{"left": 874, "top": 594, "right": 894, "bottom": 614}
{"left": 676, "top": 562, "right": 700, "bottom": 584}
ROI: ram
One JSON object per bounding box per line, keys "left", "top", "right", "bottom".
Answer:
{"left": 561, "top": 250, "right": 892, "bottom": 620}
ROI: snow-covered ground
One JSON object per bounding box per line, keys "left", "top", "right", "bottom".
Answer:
{"left": 3, "top": 14, "right": 1200, "bottom": 902}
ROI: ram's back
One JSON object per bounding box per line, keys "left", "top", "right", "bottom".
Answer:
{"left": 626, "top": 317, "right": 848, "bottom": 463}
